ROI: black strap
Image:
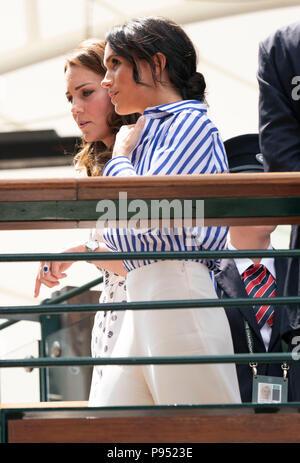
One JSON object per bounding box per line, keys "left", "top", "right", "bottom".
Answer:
{"left": 243, "top": 317, "right": 288, "bottom": 379}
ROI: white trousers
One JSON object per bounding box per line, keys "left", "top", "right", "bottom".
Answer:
{"left": 88, "top": 261, "right": 241, "bottom": 406}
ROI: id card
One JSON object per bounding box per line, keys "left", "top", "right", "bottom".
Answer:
{"left": 252, "top": 375, "right": 288, "bottom": 404}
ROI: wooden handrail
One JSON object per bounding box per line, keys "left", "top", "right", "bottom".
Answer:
{"left": 3, "top": 404, "right": 300, "bottom": 443}
{"left": 1, "top": 172, "right": 300, "bottom": 201}
{"left": 1, "top": 172, "right": 300, "bottom": 229}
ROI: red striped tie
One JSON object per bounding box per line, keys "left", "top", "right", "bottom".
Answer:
{"left": 242, "top": 264, "right": 276, "bottom": 328}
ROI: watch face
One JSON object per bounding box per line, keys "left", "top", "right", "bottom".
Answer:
{"left": 85, "top": 240, "right": 98, "bottom": 251}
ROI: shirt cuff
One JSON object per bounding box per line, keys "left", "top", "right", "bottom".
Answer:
{"left": 103, "top": 156, "right": 137, "bottom": 177}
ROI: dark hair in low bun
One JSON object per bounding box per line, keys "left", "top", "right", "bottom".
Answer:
{"left": 105, "top": 16, "right": 207, "bottom": 103}
{"left": 182, "top": 72, "right": 206, "bottom": 102}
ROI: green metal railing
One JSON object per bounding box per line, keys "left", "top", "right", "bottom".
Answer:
{"left": 1, "top": 196, "right": 300, "bottom": 223}
{"left": 42, "top": 276, "right": 103, "bottom": 305}
{"left": 1, "top": 249, "right": 300, "bottom": 372}
{"left": 0, "top": 275, "right": 103, "bottom": 332}
{"left": 1, "top": 173, "right": 300, "bottom": 411}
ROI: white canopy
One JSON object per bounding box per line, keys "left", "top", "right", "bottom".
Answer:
{"left": 0, "top": 0, "right": 300, "bottom": 140}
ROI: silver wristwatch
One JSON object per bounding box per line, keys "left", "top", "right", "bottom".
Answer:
{"left": 84, "top": 239, "right": 99, "bottom": 252}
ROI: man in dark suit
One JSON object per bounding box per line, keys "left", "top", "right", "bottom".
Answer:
{"left": 215, "top": 134, "right": 299, "bottom": 402}
{"left": 258, "top": 21, "right": 300, "bottom": 173}
{"left": 257, "top": 21, "right": 300, "bottom": 344}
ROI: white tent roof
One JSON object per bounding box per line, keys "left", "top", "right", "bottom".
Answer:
{"left": 1, "top": 0, "right": 300, "bottom": 140}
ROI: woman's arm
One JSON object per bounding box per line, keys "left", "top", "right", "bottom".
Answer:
{"left": 34, "top": 242, "right": 126, "bottom": 298}
{"left": 83, "top": 241, "right": 126, "bottom": 276}
{"left": 103, "top": 111, "right": 228, "bottom": 177}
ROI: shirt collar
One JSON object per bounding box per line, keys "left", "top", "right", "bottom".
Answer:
{"left": 227, "top": 241, "right": 276, "bottom": 278}
{"left": 143, "top": 100, "right": 207, "bottom": 118}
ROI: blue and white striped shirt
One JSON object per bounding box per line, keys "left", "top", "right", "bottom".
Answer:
{"left": 102, "top": 100, "right": 229, "bottom": 272}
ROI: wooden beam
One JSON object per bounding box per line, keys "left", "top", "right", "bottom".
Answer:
{"left": 0, "top": 178, "right": 77, "bottom": 202}
{"left": 1, "top": 172, "right": 300, "bottom": 201}
{"left": 1, "top": 173, "right": 300, "bottom": 229}
{"left": 4, "top": 406, "right": 300, "bottom": 443}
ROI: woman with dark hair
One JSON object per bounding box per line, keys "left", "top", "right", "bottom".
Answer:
{"left": 94, "top": 17, "right": 241, "bottom": 405}
{"left": 33, "top": 39, "right": 142, "bottom": 405}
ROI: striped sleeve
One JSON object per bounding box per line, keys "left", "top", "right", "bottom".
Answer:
{"left": 147, "top": 111, "right": 227, "bottom": 175}
{"left": 103, "top": 110, "right": 228, "bottom": 177}
{"left": 102, "top": 156, "right": 137, "bottom": 177}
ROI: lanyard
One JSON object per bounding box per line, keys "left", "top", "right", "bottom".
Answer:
{"left": 243, "top": 319, "right": 258, "bottom": 376}
{"left": 243, "top": 318, "right": 289, "bottom": 380}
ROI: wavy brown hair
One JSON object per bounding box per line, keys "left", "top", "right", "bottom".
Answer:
{"left": 65, "top": 39, "right": 139, "bottom": 176}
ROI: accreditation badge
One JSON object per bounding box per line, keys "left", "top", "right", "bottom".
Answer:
{"left": 252, "top": 375, "right": 288, "bottom": 404}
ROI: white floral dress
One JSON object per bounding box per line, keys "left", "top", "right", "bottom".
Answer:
{"left": 88, "top": 269, "right": 127, "bottom": 404}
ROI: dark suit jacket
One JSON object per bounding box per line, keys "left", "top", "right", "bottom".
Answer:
{"left": 258, "top": 20, "right": 300, "bottom": 344}
{"left": 215, "top": 257, "right": 300, "bottom": 402}
{"left": 258, "top": 20, "right": 300, "bottom": 172}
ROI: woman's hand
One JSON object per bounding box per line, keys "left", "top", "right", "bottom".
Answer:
{"left": 33, "top": 242, "right": 126, "bottom": 297}
{"left": 33, "top": 245, "right": 84, "bottom": 298}
{"left": 34, "top": 260, "right": 68, "bottom": 298}
{"left": 112, "top": 116, "right": 145, "bottom": 159}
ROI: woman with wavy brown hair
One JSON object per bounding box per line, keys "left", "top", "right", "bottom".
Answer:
{"left": 66, "top": 39, "right": 138, "bottom": 177}
{"left": 33, "top": 39, "right": 139, "bottom": 404}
